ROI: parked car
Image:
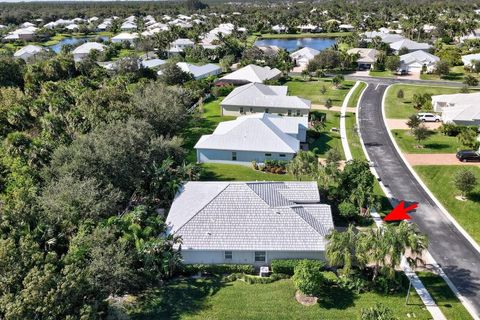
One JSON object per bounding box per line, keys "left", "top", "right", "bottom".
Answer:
{"left": 456, "top": 150, "right": 480, "bottom": 162}
{"left": 417, "top": 113, "right": 441, "bottom": 122}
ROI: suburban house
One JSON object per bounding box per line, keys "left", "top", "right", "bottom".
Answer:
{"left": 111, "top": 32, "right": 138, "bottom": 44}
{"left": 390, "top": 39, "right": 432, "bottom": 53}
{"left": 347, "top": 48, "right": 379, "bottom": 70}
{"left": 399, "top": 50, "right": 439, "bottom": 73}
{"left": 272, "top": 24, "right": 288, "bottom": 33}
{"left": 461, "top": 53, "right": 480, "bottom": 69}
{"left": 194, "top": 113, "right": 307, "bottom": 164}
{"left": 290, "top": 47, "right": 320, "bottom": 67}
{"left": 220, "top": 82, "right": 311, "bottom": 117}
{"left": 121, "top": 21, "right": 137, "bottom": 31}
{"left": 216, "top": 64, "right": 282, "bottom": 85}
{"left": 141, "top": 58, "right": 166, "bottom": 69}
{"left": 442, "top": 106, "right": 480, "bottom": 126}
{"left": 176, "top": 62, "right": 222, "bottom": 79}
{"left": 168, "top": 38, "right": 195, "bottom": 55}
{"left": 339, "top": 24, "right": 354, "bottom": 32}
{"left": 166, "top": 181, "right": 334, "bottom": 265}
{"left": 432, "top": 92, "right": 480, "bottom": 112}
{"left": 363, "top": 31, "right": 404, "bottom": 44}
{"left": 4, "top": 27, "right": 37, "bottom": 41}
{"left": 72, "top": 42, "right": 106, "bottom": 61}
{"left": 14, "top": 45, "right": 46, "bottom": 61}
{"left": 297, "top": 24, "right": 321, "bottom": 33}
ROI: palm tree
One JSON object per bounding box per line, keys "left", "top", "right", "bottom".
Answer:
{"left": 326, "top": 225, "right": 358, "bottom": 276}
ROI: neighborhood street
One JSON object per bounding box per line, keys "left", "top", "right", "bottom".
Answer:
{"left": 358, "top": 82, "right": 480, "bottom": 315}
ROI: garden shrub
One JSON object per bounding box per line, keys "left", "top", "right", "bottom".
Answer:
{"left": 321, "top": 271, "right": 338, "bottom": 284}
{"left": 180, "top": 264, "right": 255, "bottom": 276}
{"left": 292, "top": 260, "right": 327, "bottom": 296}
{"left": 271, "top": 259, "right": 325, "bottom": 275}
{"left": 224, "top": 273, "right": 290, "bottom": 284}
{"left": 361, "top": 303, "right": 396, "bottom": 320}
{"left": 211, "top": 84, "right": 234, "bottom": 97}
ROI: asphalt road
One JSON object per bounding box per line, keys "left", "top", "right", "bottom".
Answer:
{"left": 358, "top": 82, "right": 480, "bottom": 315}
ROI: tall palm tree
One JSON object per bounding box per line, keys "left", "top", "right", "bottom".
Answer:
{"left": 326, "top": 225, "right": 358, "bottom": 276}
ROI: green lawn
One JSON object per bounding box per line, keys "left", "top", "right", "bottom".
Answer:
{"left": 309, "top": 110, "right": 344, "bottom": 159}
{"left": 127, "top": 278, "right": 430, "bottom": 320}
{"left": 287, "top": 79, "right": 354, "bottom": 106}
{"left": 200, "top": 163, "right": 298, "bottom": 181}
{"left": 259, "top": 32, "right": 351, "bottom": 39}
{"left": 385, "top": 84, "right": 471, "bottom": 119}
{"left": 417, "top": 272, "right": 473, "bottom": 320}
{"left": 347, "top": 82, "right": 367, "bottom": 108}
{"left": 419, "top": 66, "right": 477, "bottom": 82}
{"left": 369, "top": 70, "right": 395, "bottom": 78}
{"left": 414, "top": 165, "right": 480, "bottom": 244}
{"left": 391, "top": 129, "right": 461, "bottom": 154}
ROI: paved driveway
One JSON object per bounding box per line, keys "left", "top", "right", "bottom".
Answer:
{"left": 358, "top": 82, "right": 480, "bottom": 315}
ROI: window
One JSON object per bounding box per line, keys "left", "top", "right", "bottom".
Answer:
{"left": 279, "top": 154, "right": 286, "bottom": 157}
{"left": 265, "top": 153, "right": 272, "bottom": 157}
{"left": 265, "top": 108, "right": 269, "bottom": 113}
{"left": 296, "top": 110, "right": 301, "bottom": 116}
{"left": 254, "top": 251, "right": 266, "bottom": 262}
{"left": 287, "top": 109, "right": 292, "bottom": 116}
{"left": 239, "top": 107, "right": 244, "bottom": 114}
{"left": 249, "top": 107, "right": 254, "bottom": 113}
{"left": 224, "top": 251, "right": 232, "bottom": 260}
{"left": 232, "top": 152, "right": 237, "bottom": 161}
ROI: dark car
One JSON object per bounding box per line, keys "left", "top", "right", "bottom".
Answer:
{"left": 456, "top": 150, "right": 480, "bottom": 162}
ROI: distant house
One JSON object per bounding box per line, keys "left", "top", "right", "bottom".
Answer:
{"left": 272, "top": 24, "right": 288, "bottom": 33}
{"left": 220, "top": 82, "right": 311, "bottom": 117}
{"left": 65, "top": 24, "right": 79, "bottom": 31}
{"left": 461, "top": 53, "right": 480, "bottom": 69}
{"left": 442, "top": 105, "right": 480, "bottom": 126}
{"left": 72, "top": 42, "right": 106, "bottom": 61}
{"left": 339, "top": 24, "right": 354, "bottom": 32}
{"left": 166, "top": 181, "right": 334, "bottom": 265}
{"left": 297, "top": 24, "right": 321, "bottom": 33}
{"left": 141, "top": 58, "right": 166, "bottom": 69}
{"left": 168, "top": 38, "right": 195, "bottom": 55}
{"left": 111, "top": 32, "right": 138, "bottom": 44}
{"left": 195, "top": 113, "right": 307, "bottom": 164}
{"left": 176, "top": 62, "right": 222, "bottom": 79}
{"left": 290, "top": 47, "right": 320, "bottom": 67}
{"left": 4, "top": 27, "right": 37, "bottom": 41}
{"left": 216, "top": 64, "right": 281, "bottom": 85}
{"left": 256, "top": 45, "right": 281, "bottom": 56}
{"left": 390, "top": 39, "right": 432, "bottom": 53}
{"left": 399, "top": 50, "right": 439, "bottom": 73}
{"left": 363, "top": 31, "right": 404, "bottom": 44}
{"left": 347, "top": 48, "right": 379, "bottom": 70}
{"left": 432, "top": 92, "right": 480, "bottom": 112}
{"left": 14, "top": 45, "right": 46, "bottom": 61}
{"left": 121, "top": 21, "right": 137, "bottom": 31}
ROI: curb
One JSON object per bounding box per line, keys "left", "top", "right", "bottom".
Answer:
{"left": 340, "top": 81, "right": 360, "bottom": 161}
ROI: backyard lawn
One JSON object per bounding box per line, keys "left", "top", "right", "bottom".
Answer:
{"left": 200, "top": 163, "right": 299, "bottom": 181}
{"left": 391, "top": 129, "right": 461, "bottom": 154}
{"left": 347, "top": 81, "right": 366, "bottom": 108}
{"left": 309, "top": 110, "right": 344, "bottom": 159}
{"left": 417, "top": 272, "right": 473, "bottom": 320}
{"left": 287, "top": 79, "right": 354, "bottom": 106}
{"left": 127, "top": 278, "right": 431, "bottom": 320}
{"left": 414, "top": 165, "right": 480, "bottom": 244}
{"left": 385, "top": 84, "right": 470, "bottom": 119}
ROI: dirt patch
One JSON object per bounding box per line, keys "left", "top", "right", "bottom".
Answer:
{"left": 295, "top": 290, "right": 318, "bottom": 306}
{"left": 404, "top": 153, "right": 480, "bottom": 166}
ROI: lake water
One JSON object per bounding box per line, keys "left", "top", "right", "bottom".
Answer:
{"left": 254, "top": 37, "right": 336, "bottom": 52}
{"left": 49, "top": 36, "right": 109, "bottom": 53}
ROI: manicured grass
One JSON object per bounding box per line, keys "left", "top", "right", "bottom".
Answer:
{"left": 347, "top": 81, "right": 366, "bottom": 108}
{"left": 182, "top": 98, "right": 235, "bottom": 163}
{"left": 259, "top": 32, "right": 351, "bottom": 39}
{"left": 414, "top": 165, "right": 480, "bottom": 244}
{"left": 417, "top": 271, "right": 473, "bottom": 320}
{"left": 287, "top": 79, "right": 354, "bottom": 106}
{"left": 419, "top": 66, "right": 477, "bottom": 82}
{"left": 369, "top": 70, "right": 395, "bottom": 78}
{"left": 127, "top": 278, "right": 430, "bottom": 320}
{"left": 385, "top": 84, "right": 479, "bottom": 119}
{"left": 200, "top": 163, "right": 298, "bottom": 181}
{"left": 309, "top": 110, "right": 344, "bottom": 159}
{"left": 391, "top": 129, "right": 461, "bottom": 154}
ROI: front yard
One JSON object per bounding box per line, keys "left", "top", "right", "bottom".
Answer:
{"left": 308, "top": 110, "right": 344, "bottom": 159}
{"left": 287, "top": 79, "right": 354, "bottom": 106}
{"left": 391, "top": 129, "right": 461, "bottom": 154}
{"left": 126, "top": 278, "right": 431, "bottom": 320}
{"left": 419, "top": 66, "right": 478, "bottom": 82}
{"left": 414, "top": 165, "right": 480, "bottom": 244}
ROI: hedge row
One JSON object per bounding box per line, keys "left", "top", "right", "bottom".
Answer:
{"left": 180, "top": 264, "right": 255, "bottom": 276}
{"left": 271, "top": 259, "right": 325, "bottom": 275}
{"left": 225, "top": 273, "right": 290, "bottom": 284}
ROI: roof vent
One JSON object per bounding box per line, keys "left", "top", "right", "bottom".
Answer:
{"left": 275, "top": 210, "right": 281, "bottom": 215}
{"left": 206, "top": 231, "right": 212, "bottom": 236}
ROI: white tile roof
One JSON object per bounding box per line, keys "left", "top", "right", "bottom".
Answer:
{"left": 347, "top": 48, "right": 379, "bottom": 63}
{"left": 390, "top": 39, "right": 432, "bottom": 51}
{"left": 218, "top": 64, "right": 281, "bottom": 83}
{"left": 194, "top": 113, "right": 301, "bottom": 153}
{"left": 72, "top": 42, "right": 106, "bottom": 54}
{"left": 462, "top": 53, "right": 480, "bottom": 65}
{"left": 176, "top": 62, "right": 221, "bottom": 79}
{"left": 290, "top": 47, "right": 320, "bottom": 61}
{"left": 432, "top": 92, "right": 480, "bottom": 106}
{"left": 400, "top": 50, "right": 439, "bottom": 66}
{"left": 221, "top": 82, "right": 311, "bottom": 110}
{"left": 443, "top": 105, "right": 480, "bottom": 123}
{"left": 167, "top": 181, "right": 333, "bottom": 251}
{"left": 14, "top": 45, "right": 45, "bottom": 57}
{"left": 112, "top": 32, "right": 138, "bottom": 41}
{"left": 141, "top": 58, "right": 166, "bottom": 69}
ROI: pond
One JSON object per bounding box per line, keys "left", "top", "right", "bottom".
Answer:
{"left": 49, "top": 36, "right": 109, "bottom": 53}
{"left": 254, "top": 37, "right": 336, "bottom": 52}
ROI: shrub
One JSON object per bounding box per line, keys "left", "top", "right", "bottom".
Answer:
{"left": 321, "top": 271, "right": 338, "bottom": 284}
{"left": 292, "top": 260, "right": 327, "bottom": 296}
{"left": 211, "top": 84, "right": 234, "bottom": 97}
{"left": 180, "top": 264, "right": 255, "bottom": 276}
{"left": 439, "top": 123, "right": 463, "bottom": 136}
{"left": 224, "top": 273, "right": 290, "bottom": 284}
{"left": 338, "top": 201, "right": 357, "bottom": 218}
{"left": 396, "top": 89, "right": 404, "bottom": 99}
{"left": 360, "top": 303, "right": 396, "bottom": 320}
{"left": 271, "top": 259, "right": 301, "bottom": 275}
{"left": 337, "top": 274, "right": 370, "bottom": 294}
{"left": 453, "top": 169, "right": 478, "bottom": 198}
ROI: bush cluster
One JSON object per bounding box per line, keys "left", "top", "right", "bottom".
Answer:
{"left": 180, "top": 264, "right": 255, "bottom": 276}
{"left": 439, "top": 123, "right": 478, "bottom": 137}
{"left": 211, "top": 84, "right": 235, "bottom": 97}
{"left": 252, "top": 160, "right": 288, "bottom": 174}
{"left": 271, "top": 259, "right": 307, "bottom": 275}
{"left": 224, "top": 273, "right": 290, "bottom": 284}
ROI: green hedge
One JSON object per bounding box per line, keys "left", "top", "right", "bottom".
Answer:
{"left": 271, "top": 259, "right": 325, "bottom": 275}
{"left": 225, "top": 273, "right": 290, "bottom": 284}
{"left": 180, "top": 264, "right": 255, "bottom": 276}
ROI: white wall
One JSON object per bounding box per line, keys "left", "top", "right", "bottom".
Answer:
{"left": 222, "top": 105, "right": 309, "bottom": 117}
{"left": 196, "top": 148, "right": 295, "bottom": 164}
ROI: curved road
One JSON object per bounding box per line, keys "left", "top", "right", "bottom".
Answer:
{"left": 358, "top": 81, "right": 480, "bottom": 315}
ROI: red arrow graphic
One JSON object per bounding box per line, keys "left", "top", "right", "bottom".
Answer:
{"left": 383, "top": 201, "right": 417, "bottom": 222}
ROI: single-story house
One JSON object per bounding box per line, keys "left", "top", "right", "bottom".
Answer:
{"left": 390, "top": 39, "right": 432, "bottom": 53}
{"left": 194, "top": 113, "right": 307, "bottom": 164}
{"left": 141, "top": 58, "right": 166, "bottom": 69}
{"left": 121, "top": 21, "right": 137, "bottom": 31}
{"left": 14, "top": 45, "right": 46, "bottom": 61}
{"left": 166, "top": 181, "right": 334, "bottom": 265}
{"left": 399, "top": 50, "right": 439, "bottom": 73}
{"left": 432, "top": 92, "right": 480, "bottom": 112}
{"left": 65, "top": 24, "right": 79, "bottom": 31}
{"left": 347, "top": 48, "right": 379, "bottom": 70}
{"left": 256, "top": 45, "right": 282, "bottom": 56}
{"left": 290, "top": 47, "right": 320, "bottom": 67}
{"left": 176, "top": 62, "right": 222, "bottom": 79}
{"left": 461, "top": 53, "right": 480, "bottom": 69}
{"left": 442, "top": 105, "right": 480, "bottom": 126}
{"left": 111, "top": 32, "right": 138, "bottom": 44}
{"left": 272, "top": 24, "right": 288, "bottom": 33}
{"left": 216, "top": 64, "right": 282, "bottom": 85}
{"left": 168, "top": 38, "right": 195, "bottom": 55}
{"left": 339, "top": 24, "right": 355, "bottom": 32}
{"left": 363, "top": 31, "right": 404, "bottom": 44}
{"left": 72, "top": 42, "right": 106, "bottom": 61}
{"left": 4, "top": 27, "right": 37, "bottom": 41}
{"left": 220, "top": 82, "right": 311, "bottom": 117}
{"left": 297, "top": 24, "right": 321, "bottom": 33}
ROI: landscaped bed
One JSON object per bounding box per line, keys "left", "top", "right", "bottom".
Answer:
{"left": 391, "top": 129, "right": 461, "bottom": 154}
{"left": 286, "top": 79, "right": 354, "bottom": 106}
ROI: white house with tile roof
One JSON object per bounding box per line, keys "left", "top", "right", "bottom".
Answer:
{"left": 176, "top": 62, "right": 222, "bottom": 79}
{"left": 216, "top": 64, "right": 282, "bottom": 85}
{"left": 400, "top": 50, "right": 439, "bottom": 72}
{"left": 14, "top": 45, "right": 46, "bottom": 61}
{"left": 390, "top": 39, "right": 432, "bottom": 53}
{"left": 167, "top": 181, "right": 334, "bottom": 265}
{"left": 290, "top": 47, "right": 320, "bottom": 67}
{"left": 347, "top": 48, "right": 379, "bottom": 70}
{"left": 194, "top": 113, "right": 307, "bottom": 164}
{"left": 220, "top": 82, "right": 310, "bottom": 117}
{"left": 72, "top": 42, "right": 106, "bottom": 61}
